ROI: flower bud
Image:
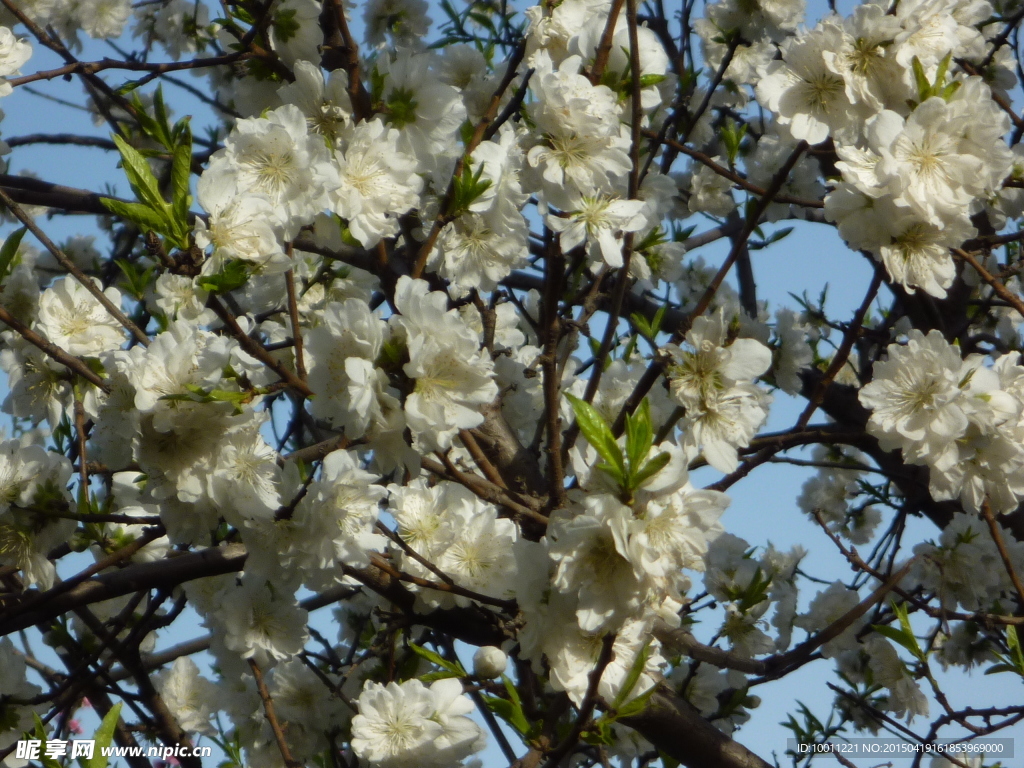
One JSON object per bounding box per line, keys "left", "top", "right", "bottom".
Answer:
{"left": 472, "top": 646, "right": 507, "bottom": 679}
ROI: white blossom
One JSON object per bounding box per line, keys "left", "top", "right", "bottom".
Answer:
{"left": 331, "top": 118, "right": 423, "bottom": 248}
{"left": 351, "top": 678, "right": 485, "bottom": 768}
{"left": 665, "top": 312, "right": 773, "bottom": 472}
{"left": 35, "top": 277, "right": 124, "bottom": 356}
{"left": 201, "top": 104, "right": 340, "bottom": 238}
{"left": 0, "top": 27, "right": 31, "bottom": 96}
{"left": 156, "top": 658, "right": 219, "bottom": 736}
{"left": 472, "top": 646, "right": 508, "bottom": 679}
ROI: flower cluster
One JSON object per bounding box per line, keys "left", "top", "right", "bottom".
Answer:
{"left": 389, "top": 479, "right": 518, "bottom": 609}
{"left": 860, "top": 329, "right": 1024, "bottom": 514}
{"left": 746, "top": 2, "right": 1016, "bottom": 298}
{"left": 665, "top": 312, "right": 773, "bottom": 472}
{"left": 0, "top": 438, "right": 73, "bottom": 589}
{"left": 351, "top": 678, "right": 486, "bottom": 768}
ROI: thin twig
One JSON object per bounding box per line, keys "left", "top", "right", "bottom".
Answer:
{"left": 459, "top": 430, "right": 509, "bottom": 489}
{"left": 606, "top": 141, "right": 809, "bottom": 438}
{"left": 7, "top": 52, "right": 252, "bottom": 88}
{"left": 954, "top": 248, "right": 1024, "bottom": 320}
{"left": 0, "top": 305, "right": 110, "bottom": 391}
{"left": 375, "top": 522, "right": 456, "bottom": 586}
{"left": 796, "top": 267, "right": 883, "bottom": 429}
{"left": 368, "top": 552, "right": 515, "bottom": 611}
{"left": 0, "top": 187, "right": 150, "bottom": 346}
{"left": 811, "top": 509, "right": 1024, "bottom": 626}
{"left": 539, "top": 634, "right": 616, "bottom": 768}
{"left": 328, "top": 0, "right": 371, "bottom": 119}
{"left": 3, "top": 526, "right": 165, "bottom": 621}
{"left": 73, "top": 389, "right": 90, "bottom": 502}
{"left": 980, "top": 499, "right": 1024, "bottom": 609}
{"left": 588, "top": 0, "right": 626, "bottom": 84}
{"left": 422, "top": 456, "right": 549, "bottom": 525}
{"left": 284, "top": 244, "right": 307, "bottom": 381}
{"left": 206, "top": 295, "right": 313, "bottom": 397}
{"left": 644, "top": 130, "right": 824, "bottom": 208}
{"left": 249, "top": 659, "right": 303, "bottom": 768}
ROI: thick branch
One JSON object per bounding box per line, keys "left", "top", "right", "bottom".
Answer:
{"left": 0, "top": 544, "right": 248, "bottom": 636}
{"left": 0, "top": 173, "right": 132, "bottom": 215}
{"left": 468, "top": 398, "right": 547, "bottom": 501}
{"left": 620, "top": 689, "right": 773, "bottom": 768}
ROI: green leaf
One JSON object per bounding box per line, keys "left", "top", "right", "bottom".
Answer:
{"left": 638, "top": 73, "right": 667, "bottom": 88}
{"left": 595, "top": 460, "right": 626, "bottom": 486}
{"left": 871, "top": 625, "right": 924, "bottom": 662}
{"left": 153, "top": 87, "right": 174, "bottom": 148}
{"left": 565, "top": 393, "right": 626, "bottom": 481}
{"left": 624, "top": 398, "right": 654, "bottom": 475}
{"left": 159, "top": 385, "right": 252, "bottom": 407}
{"left": 170, "top": 120, "right": 194, "bottom": 234}
{"left": 101, "top": 197, "right": 173, "bottom": 234}
{"left": 112, "top": 134, "right": 168, "bottom": 215}
{"left": 79, "top": 702, "right": 122, "bottom": 768}
{"left": 129, "top": 95, "right": 168, "bottom": 149}
{"left": 651, "top": 303, "right": 667, "bottom": 336}
{"left": 232, "top": 5, "right": 255, "bottom": 23}
{"left": 501, "top": 674, "right": 525, "bottom": 712}
{"left": 989, "top": 625, "right": 1024, "bottom": 677}
{"left": 409, "top": 642, "right": 465, "bottom": 677}
{"left": 630, "top": 312, "right": 653, "bottom": 340}
{"left": 728, "top": 566, "right": 772, "bottom": 613}
{"left": 409, "top": 641, "right": 450, "bottom": 668}
{"left": 114, "top": 77, "right": 147, "bottom": 96}
{"left": 419, "top": 670, "right": 463, "bottom": 682}
{"left": 614, "top": 685, "right": 656, "bottom": 718}
{"left": 621, "top": 332, "right": 638, "bottom": 364}
{"left": 482, "top": 675, "right": 533, "bottom": 736}
{"left": 31, "top": 713, "right": 46, "bottom": 740}
{"left": 632, "top": 451, "right": 671, "bottom": 488}
{"left": 907, "top": 52, "right": 961, "bottom": 104}
{"left": 911, "top": 56, "right": 931, "bottom": 102}
{"left": 1007, "top": 625, "right": 1023, "bottom": 669}
{"left": 126, "top": 88, "right": 174, "bottom": 149}
{"left": 483, "top": 696, "right": 526, "bottom": 734}
{"left": 932, "top": 51, "right": 952, "bottom": 92}
{"left": 448, "top": 161, "right": 493, "bottom": 217}
{"left": 635, "top": 226, "right": 668, "bottom": 254}
{"left": 720, "top": 118, "right": 747, "bottom": 166}
{"left": 612, "top": 640, "right": 652, "bottom": 710}
{"left": 458, "top": 119, "right": 475, "bottom": 147}
{"left": 30, "top": 715, "right": 63, "bottom": 768}
{"left": 893, "top": 600, "right": 925, "bottom": 660}
{"left": 115, "top": 258, "right": 155, "bottom": 300}
{"left": 750, "top": 227, "right": 794, "bottom": 250}
{"left": 984, "top": 663, "right": 1019, "bottom": 675}
{"left": 0, "top": 226, "right": 26, "bottom": 284}
{"left": 582, "top": 716, "right": 616, "bottom": 745}
{"left": 197, "top": 259, "right": 249, "bottom": 294}
{"left": 272, "top": 7, "right": 300, "bottom": 42}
